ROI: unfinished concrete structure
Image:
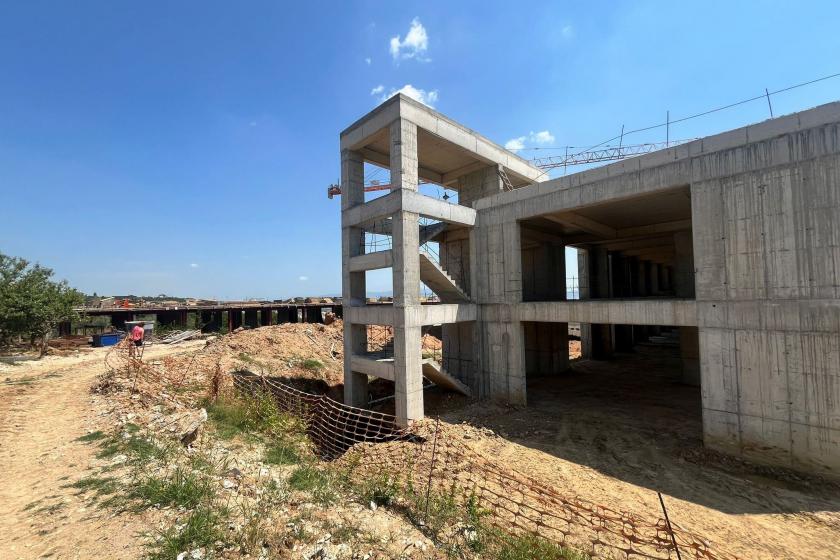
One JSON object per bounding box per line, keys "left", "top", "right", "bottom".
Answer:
{"left": 340, "top": 94, "right": 840, "bottom": 475}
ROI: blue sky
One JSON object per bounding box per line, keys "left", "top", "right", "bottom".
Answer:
{"left": 1, "top": 1, "right": 838, "bottom": 300}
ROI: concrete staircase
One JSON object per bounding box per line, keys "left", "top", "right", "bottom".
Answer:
{"left": 422, "top": 359, "right": 471, "bottom": 396}
{"left": 419, "top": 222, "right": 448, "bottom": 244}
{"left": 419, "top": 252, "right": 470, "bottom": 303}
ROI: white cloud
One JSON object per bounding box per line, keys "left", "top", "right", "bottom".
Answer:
{"left": 373, "top": 84, "right": 438, "bottom": 108}
{"left": 504, "top": 130, "right": 556, "bottom": 152}
{"left": 531, "top": 130, "right": 555, "bottom": 144}
{"left": 365, "top": 57, "right": 372, "bottom": 65}
{"left": 561, "top": 25, "right": 575, "bottom": 39}
{"left": 390, "top": 17, "right": 429, "bottom": 61}
{"left": 189, "top": 263, "right": 199, "bottom": 268}
{"left": 504, "top": 136, "right": 526, "bottom": 151}
{"left": 299, "top": 275, "right": 309, "bottom": 281}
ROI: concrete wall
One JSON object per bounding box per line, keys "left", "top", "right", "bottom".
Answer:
{"left": 691, "top": 115, "right": 840, "bottom": 474}
{"left": 469, "top": 102, "right": 840, "bottom": 475}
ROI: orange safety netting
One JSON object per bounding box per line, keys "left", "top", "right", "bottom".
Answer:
{"left": 232, "top": 372, "right": 739, "bottom": 560}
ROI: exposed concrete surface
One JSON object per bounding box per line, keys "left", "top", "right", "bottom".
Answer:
{"left": 339, "top": 95, "right": 840, "bottom": 474}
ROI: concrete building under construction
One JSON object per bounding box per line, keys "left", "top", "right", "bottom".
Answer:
{"left": 339, "top": 94, "right": 840, "bottom": 475}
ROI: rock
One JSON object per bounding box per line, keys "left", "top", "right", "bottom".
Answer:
{"left": 305, "top": 548, "right": 327, "bottom": 560}
{"left": 224, "top": 467, "right": 243, "bottom": 479}
{"left": 180, "top": 408, "right": 208, "bottom": 446}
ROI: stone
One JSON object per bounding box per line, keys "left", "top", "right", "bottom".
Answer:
{"left": 179, "top": 408, "right": 207, "bottom": 446}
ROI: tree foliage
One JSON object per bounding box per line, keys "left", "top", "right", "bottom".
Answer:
{"left": 0, "top": 253, "right": 84, "bottom": 355}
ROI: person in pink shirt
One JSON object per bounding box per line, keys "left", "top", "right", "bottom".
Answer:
{"left": 129, "top": 324, "right": 145, "bottom": 357}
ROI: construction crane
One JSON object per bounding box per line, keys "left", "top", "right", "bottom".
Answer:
{"left": 529, "top": 139, "right": 691, "bottom": 170}
{"left": 327, "top": 180, "right": 392, "bottom": 199}
{"left": 327, "top": 141, "right": 690, "bottom": 197}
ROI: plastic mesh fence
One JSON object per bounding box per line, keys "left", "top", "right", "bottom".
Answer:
{"left": 231, "top": 372, "right": 739, "bottom": 560}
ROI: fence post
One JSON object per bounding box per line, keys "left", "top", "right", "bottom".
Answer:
{"left": 658, "top": 492, "right": 682, "bottom": 560}
{"left": 424, "top": 418, "right": 442, "bottom": 520}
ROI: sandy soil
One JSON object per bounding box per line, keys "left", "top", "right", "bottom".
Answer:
{"left": 0, "top": 341, "right": 204, "bottom": 559}
{"left": 427, "top": 346, "right": 840, "bottom": 560}
{"left": 4, "top": 329, "right": 840, "bottom": 560}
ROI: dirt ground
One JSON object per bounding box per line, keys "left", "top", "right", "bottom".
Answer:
{"left": 3, "top": 328, "right": 840, "bottom": 559}
{"left": 0, "top": 341, "right": 205, "bottom": 559}
{"left": 426, "top": 346, "right": 840, "bottom": 560}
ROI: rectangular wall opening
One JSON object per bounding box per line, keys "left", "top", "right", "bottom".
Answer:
{"left": 520, "top": 186, "right": 695, "bottom": 302}
{"left": 523, "top": 320, "right": 703, "bottom": 460}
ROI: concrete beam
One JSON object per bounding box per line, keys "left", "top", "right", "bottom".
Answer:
{"left": 342, "top": 190, "right": 401, "bottom": 228}
{"left": 616, "top": 219, "right": 692, "bottom": 238}
{"left": 359, "top": 147, "right": 444, "bottom": 185}
{"left": 343, "top": 303, "right": 477, "bottom": 327}
{"left": 343, "top": 305, "right": 395, "bottom": 326}
{"left": 349, "top": 355, "right": 395, "bottom": 381}
{"left": 544, "top": 212, "right": 617, "bottom": 238}
{"left": 441, "top": 161, "right": 488, "bottom": 186}
{"left": 340, "top": 95, "right": 545, "bottom": 187}
{"left": 343, "top": 190, "right": 477, "bottom": 229}
{"left": 410, "top": 304, "right": 477, "bottom": 326}
{"left": 487, "top": 299, "right": 698, "bottom": 327}
{"left": 349, "top": 250, "right": 393, "bottom": 272}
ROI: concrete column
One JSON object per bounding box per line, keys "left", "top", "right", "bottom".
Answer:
{"left": 650, "top": 263, "right": 660, "bottom": 294}
{"left": 341, "top": 149, "right": 369, "bottom": 408}
{"left": 305, "top": 306, "right": 322, "bottom": 323}
{"left": 680, "top": 326, "right": 700, "bottom": 386}
{"left": 229, "top": 309, "right": 243, "bottom": 330}
{"left": 244, "top": 309, "right": 259, "bottom": 328}
{"left": 200, "top": 311, "right": 219, "bottom": 332}
{"left": 390, "top": 118, "right": 423, "bottom": 426}
{"left": 614, "top": 324, "right": 634, "bottom": 352}
{"left": 638, "top": 260, "right": 649, "bottom": 297}
{"left": 673, "top": 230, "right": 695, "bottom": 298}
{"left": 577, "top": 246, "right": 590, "bottom": 300}
{"left": 524, "top": 322, "right": 569, "bottom": 376}
{"left": 590, "top": 323, "right": 614, "bottom": 359}
{"left": 591, "top": 247, "right": 611, "bottom": 298}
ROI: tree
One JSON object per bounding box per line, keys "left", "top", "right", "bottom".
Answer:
{"left": 0, "top": 253, "right": 84, "bottom": 356}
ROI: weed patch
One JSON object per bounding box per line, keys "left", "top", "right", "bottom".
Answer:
{"left": 301, "top": 359, "right": 323, "bottom": 371}
{"left": 264, "top": 441, "right": 301, "bottom": 465}
{"left": 76, "top": 430, "right": 107, "bottom": 442}
{"left": 289, "top": 464, "right": 329, "bottom": 493}
{"left": 131, "top": 466, "right": 215, "bottom": 510}
{"left": 67, "top": 475, "right": 120, "bottom": 498}
{"left": 496, "top": 533, "right": 589, "bottom": 560}
{"left": 146, "top": 506, "right": 225, "bottom": 560}
{"left": 354, "top": 472, "right": 399, "bottom": 507}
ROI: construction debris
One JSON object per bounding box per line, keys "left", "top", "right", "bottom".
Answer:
{"left": 158, "top": 330, "right": 201, "bottom": 344}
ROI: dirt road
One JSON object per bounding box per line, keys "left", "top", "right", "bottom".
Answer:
{"left": 0, "top": 343, "right": 202, "bottom": 559}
